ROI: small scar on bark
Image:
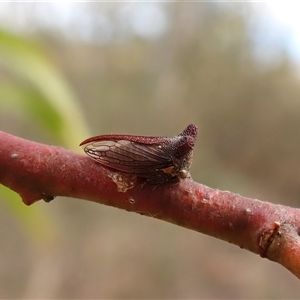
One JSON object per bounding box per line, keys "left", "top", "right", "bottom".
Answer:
{"left": 258, "top": 221, "right": 281, "bottom": 258}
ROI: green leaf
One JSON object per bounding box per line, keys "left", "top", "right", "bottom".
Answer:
{"left": 0, "top": 29, "right": 90, "bottom": 149}
{"left": 0, "top": 29, "right": 91, "bottom": 244}
{"left": 0, "top": 185, "right": 60, "bottom": 246}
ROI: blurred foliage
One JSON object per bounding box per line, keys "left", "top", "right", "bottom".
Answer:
{"left": 0, "top": 2, "right": 300, "bottom": 298}
{"left": 0, "top": 30, "right": 89, "bottom": 246}
{"left": 0, "top": 29, "right": 90, "bottom": 148}
{"left": 0, "top": 185, "right": 58, "bottom": 245}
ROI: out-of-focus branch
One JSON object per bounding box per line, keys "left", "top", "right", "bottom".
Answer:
{"left": 1, "top": 130, "right": 300, "bottom": 279}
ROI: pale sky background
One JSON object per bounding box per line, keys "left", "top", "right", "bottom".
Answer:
{"left": 263, "top": 1, "right": 300, "bottom": 64}
{"left": 0, "top": 2, "right": 300, "bottom": 65}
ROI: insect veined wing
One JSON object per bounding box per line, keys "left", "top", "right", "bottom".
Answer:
{"left": 82, "top": 139, "right": 175, "bottom": 173}
{"left": 80, "top": 124, "right": 198, "bottom": 184}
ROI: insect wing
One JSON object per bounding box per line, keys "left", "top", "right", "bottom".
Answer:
{"left": 82, "top": 139, "right": 174, "bottom": 174}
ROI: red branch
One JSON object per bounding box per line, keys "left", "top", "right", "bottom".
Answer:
{"left": 1, "top": 130, "right": 300, "bottom": 279}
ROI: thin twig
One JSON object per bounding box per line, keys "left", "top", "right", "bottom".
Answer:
{"left": 1, "top": 130, "right": 300, "bottom": 278}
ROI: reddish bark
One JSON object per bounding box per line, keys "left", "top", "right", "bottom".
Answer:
{"left": 1, "top": 130, "right": 300, "bottom": 279}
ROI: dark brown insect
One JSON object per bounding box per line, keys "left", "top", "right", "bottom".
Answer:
{"left": 80, "top": 124, "right": 198, "bottom": 185}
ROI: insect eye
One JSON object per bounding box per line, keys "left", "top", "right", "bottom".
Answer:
{"left": 178, "top": 169, "right": 189, "bottom": 179}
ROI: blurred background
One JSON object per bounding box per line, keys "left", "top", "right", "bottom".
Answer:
{"left": 0, "top": 2, "right": 300, "bottom": 298}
